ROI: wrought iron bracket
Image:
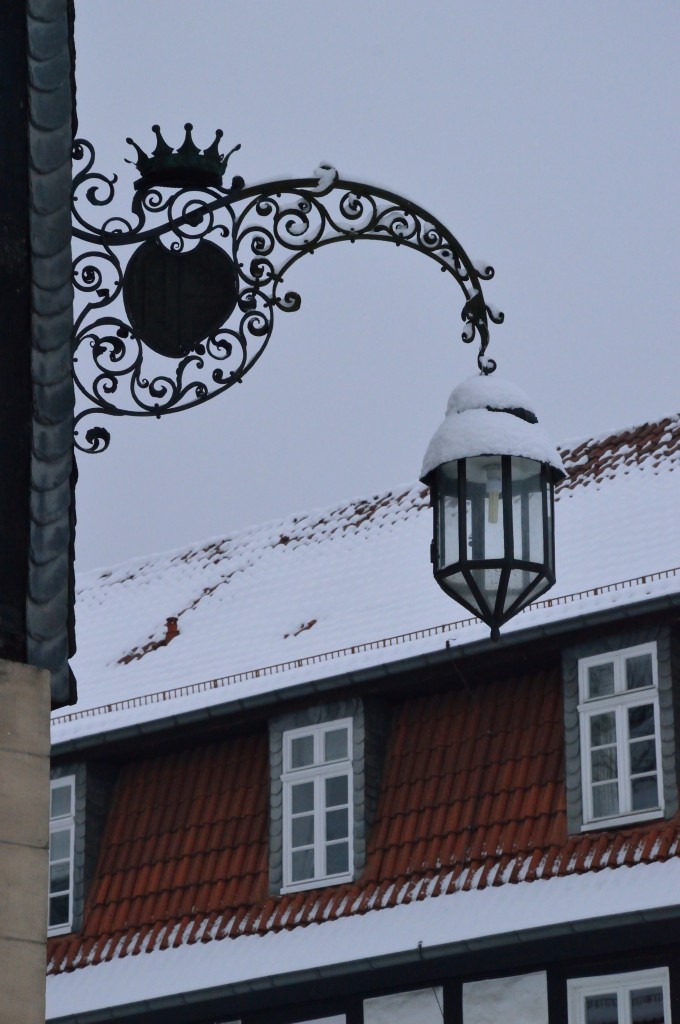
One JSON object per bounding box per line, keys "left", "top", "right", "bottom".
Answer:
{"left": 72, "top": 139, "right": 504, "bottom": 453}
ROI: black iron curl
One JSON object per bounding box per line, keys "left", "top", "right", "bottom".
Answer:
{"left": 71, "top": 139, "right": 503, "bottom": 451}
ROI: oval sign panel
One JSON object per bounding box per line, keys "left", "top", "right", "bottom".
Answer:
{"left": 123, "top": 238, "right": 239, "bottom": 358}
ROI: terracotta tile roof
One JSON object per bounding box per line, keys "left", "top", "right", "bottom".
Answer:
{"left": 558, "top": 413, "right": 680, "bottom": 490}
{"left": 48, "top": 666, "right": 680, "bottom": 974}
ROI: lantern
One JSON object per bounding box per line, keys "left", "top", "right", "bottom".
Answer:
{"left": 421, "top": 375, "right": 565, "bottom": 639}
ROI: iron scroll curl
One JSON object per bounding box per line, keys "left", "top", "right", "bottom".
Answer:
{"left": 72, "top": 140, "right": 504, "bottom": 453}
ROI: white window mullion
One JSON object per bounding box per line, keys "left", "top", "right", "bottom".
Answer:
{"left": 314, "top": 772, "right": 323, "bottom": 879}
{"left": 616, "top": 702, "right": 628, "bottom": 815}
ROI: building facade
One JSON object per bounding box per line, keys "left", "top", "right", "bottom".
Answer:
{"left": 46, "top": 412, "right": 680, "bottom": 1023}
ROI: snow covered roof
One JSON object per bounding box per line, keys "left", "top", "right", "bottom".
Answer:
{"left": 55, "top": 411, "right": 680, "bottom": 745}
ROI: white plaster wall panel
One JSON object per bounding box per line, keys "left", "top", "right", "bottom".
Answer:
{"left": 463, "top": 972, "right": 548, "bottom": 1024}
{"left": 364, "top": 986, "right": 444, "bottom": 1024}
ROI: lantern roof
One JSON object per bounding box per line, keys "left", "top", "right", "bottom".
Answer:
{"left": 420, "top": 373, "right": 565, "bottom": 480}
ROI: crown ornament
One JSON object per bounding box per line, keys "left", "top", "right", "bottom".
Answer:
{"left": 126, "top": 123, "right": 242, "bottom": 190}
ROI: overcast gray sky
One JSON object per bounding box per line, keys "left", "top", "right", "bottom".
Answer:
{"left": 73, "top": 1, "right": 679, "bottom": 571}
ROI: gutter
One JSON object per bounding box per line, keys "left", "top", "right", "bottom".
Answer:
{"left": 52, "top": 590, "right": 680, "bottom": 756}
{"left": 46, "top": 902, "right": 680, "bottom": 1024}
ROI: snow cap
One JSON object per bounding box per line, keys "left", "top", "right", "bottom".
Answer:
{"left": 421, "top": 373, "right": 565, "bottom": 480}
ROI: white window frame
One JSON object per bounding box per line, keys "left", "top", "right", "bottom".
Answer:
{"left": 281, "top": 719, "right": 353, "bottom": 892}
{"left": 48, "top": 775, "right": 76, "bottom": 935}
{"left": 578, "top": 642, "right": 663, "bottom": 829}
{"left": 568, "top": 967, "right": 671, "bottom": 1024}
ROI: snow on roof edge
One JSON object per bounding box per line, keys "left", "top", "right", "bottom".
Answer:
{"left": 45, "top": 859, "right": 680, "bottom": 1021}
{"left": 54, "top": 569, "right": 680, "bottom": 748}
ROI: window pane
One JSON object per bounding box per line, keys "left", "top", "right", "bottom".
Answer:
{"left": 593, "top": 782, "right": 619, "bottom": 818}
{"left": 51, "top": 784, "right": 72, "bottom": 818}
{"left": 592, "top": 748, "right": 618, "bottom": 782}
{"left": 324, "top": 727, "right": 348, "bottom": 763}
{"left": 292, "top": 848, "right": 315, "bottom": 882}
{"left": 591, "top": 712, "right": 616, "bottom": 747}
{"left": 292, "top": 815, "right": 314, "bottom": 848}
{"left": 630, "top": 739, "right": 657, "bottom": 775}
{"left": 626, "top": 654, "right": 653, "bottom": 691}
{"left": 631, "top": 986, "right": 665, "bottom": 1024}
{"left": 588, "top": 662, "right": 615, "bottom": 699}
{"left": 326, "top": 841, "right": 349, "bottom": 875}
{"left": 629, "top": 704, "right": 655, "bottom": 739}
{"left": 325, "top": 807, "right": 348, "bottom": 842}
{"left": 291, "top": 734, "right": 314, "bottom": 769}
{"left": 50, "top": 828, "right": 70, "bottom": 861}
{"left": 49, "top": 861, "right": 70, "bottom": 894}
{"left": 585, "top": 993, "right": 618, "bottom": 1024}
{"left": 48, "top": 894, "right": 70, "bottom": 928}
{"left": 632, "top": 775, "right": 659, "bottom": 812}
{"left": 291, "top": 781, "right": 314, "bottom": 814}
{"left": 325, "top": 774, "right": 348, "bottom": 808}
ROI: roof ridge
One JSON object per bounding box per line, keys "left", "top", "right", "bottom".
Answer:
{"left": 557, "top": 411, "right": 680, "bottom": 491}
{"left": 558, "top": 410, "right": 680, "bottom": 456}
{"left": 75, "top": 481, "right": 426, "bottom": 595}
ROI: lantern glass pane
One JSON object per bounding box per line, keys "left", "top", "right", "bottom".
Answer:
{"left": 546, "top": 476, "right": 555, "bottom": 567}
{"left": 437, "top": 463, "right": 459, "bottom": 568}
{"left": 510, "top": 457, "right": 544, "bottom": 563}
{"left": 470, "top": 567, "right": 501, "bottom": 617}
{"left": 502, "top": 569, "right": 537, "bottom": 613}
{"left": 525, "top": 572, "right": 552, "bottom": 603}
{"left": 440, "top": 572, "right": 483, "bottom": 618}
{"left": 465, "top": 456, "right": 505, "bottom": 562}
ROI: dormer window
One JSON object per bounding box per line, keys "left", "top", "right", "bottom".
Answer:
{"left": 281, "top": 719, "right": 353, "bottom": 891}
{"left": 578, "top": 643, "right": 663, "bottom": 827}
{"left": 49, "top": 776, "right": 75, "bottom": 933}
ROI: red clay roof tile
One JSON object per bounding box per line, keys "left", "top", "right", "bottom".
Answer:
{"left": 49, "top": 661, "right": 680, "bottom": 974}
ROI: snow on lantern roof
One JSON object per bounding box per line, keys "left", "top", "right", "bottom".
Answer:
{"left": 420, "top": 374, "right": 565, "bottom": 480}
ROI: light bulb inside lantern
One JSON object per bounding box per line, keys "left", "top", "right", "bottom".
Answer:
{"left": 486, "top": 468, "right": 502, "bottom": 524}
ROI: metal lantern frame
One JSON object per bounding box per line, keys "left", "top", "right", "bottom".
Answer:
{"left": 427, "top": 451, "right": 560, "bottom": 638}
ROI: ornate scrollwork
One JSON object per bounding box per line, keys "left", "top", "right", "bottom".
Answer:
{"left": 72, "top": 138, "right": 503, "bottom": 452}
